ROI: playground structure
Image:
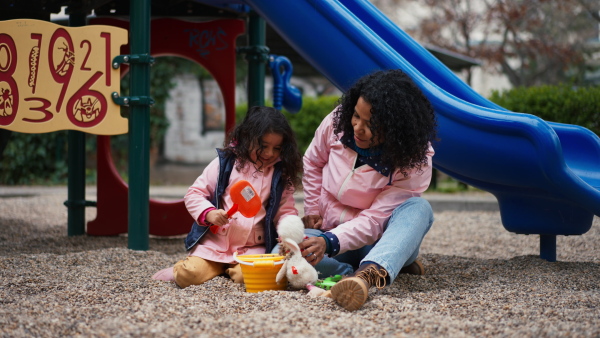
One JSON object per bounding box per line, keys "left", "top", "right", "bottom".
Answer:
{"left": 86, "top": 17, "right": 244, "bottom": 236}
{"left": 1, "top": 0, "right": 598, "bottom": 262}
{"left": 85, "top": 16, "right": 302, "bottom": 237}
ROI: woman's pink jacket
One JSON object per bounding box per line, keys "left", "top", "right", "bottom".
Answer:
{"left": 303, "top": 111, "right": 434, "bottom": 255}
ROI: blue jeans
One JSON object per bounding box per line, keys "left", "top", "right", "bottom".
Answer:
{"left": 273, "top": 197, "right": 434, "bottom": 282}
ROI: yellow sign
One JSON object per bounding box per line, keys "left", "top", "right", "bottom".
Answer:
{"left": 0, "top": 19, "right": 128, "bottom": 135}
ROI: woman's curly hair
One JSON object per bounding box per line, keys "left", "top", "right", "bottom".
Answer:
{"left": 223, "top": 106, "right": 303, "bottom": 190}
{"left": 334, "top": 69, "right": 437, "bottom": 177}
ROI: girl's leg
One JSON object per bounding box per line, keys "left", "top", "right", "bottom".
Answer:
{"left": 361, "top": 197, "right": 434, "bottom": 282}
{"left": 225, "top": 264, "right": 244, "bottom": 284}
{"left": 173, "top": 256, "right": 226, "bottom": 288}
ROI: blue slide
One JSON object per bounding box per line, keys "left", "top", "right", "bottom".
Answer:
{"left": 206, "top": 0, "right": 600, "bottom": 260}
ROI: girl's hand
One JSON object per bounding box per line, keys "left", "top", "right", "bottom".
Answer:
{"left": 302, "top": 215, "right": 323, "bottom": 229}
{"left": 206, "top": 209, "right": 230, "bottom": 226}
{"left": 299, "top": 236, "right": 326, "bottom": 266}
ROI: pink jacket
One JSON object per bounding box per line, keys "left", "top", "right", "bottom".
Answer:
{"left": 184, "top": 156, "right": 298, "bottom": 263}
{"left": 303, "top": 111, "right": 434, "bottom": 254}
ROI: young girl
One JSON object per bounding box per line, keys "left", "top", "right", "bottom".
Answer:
{"left": 152, "top": 106, "right": 303, "bottom": 288}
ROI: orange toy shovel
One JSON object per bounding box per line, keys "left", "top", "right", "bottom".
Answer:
{"left": 210, "top": 180, "right": 262, "bottom": 234}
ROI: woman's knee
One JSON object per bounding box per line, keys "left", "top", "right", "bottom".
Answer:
{"left": 304, "top": 228, "right": 323, "bottom": 237}
{"left": 391, "top": 197, "right": 434, "bottom": 224}
{"left": 399, "top": 197, "right": 432, "bottom": 213}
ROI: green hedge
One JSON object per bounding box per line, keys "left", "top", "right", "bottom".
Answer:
{"left": 0, "top": 131, "right": 70, "bottom": 185}
{"left": 236, "top": 95, "right": 340, "bottom": 154}
{"left": 489, "top": 85, "right": 600, "bottom": 136}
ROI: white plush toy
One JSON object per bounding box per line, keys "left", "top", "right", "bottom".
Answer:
{"left": 276, "top": 215, "right": 305, "bottom": 246}
{"left": 275, "top": 216, "right": 319, "bottom": 289}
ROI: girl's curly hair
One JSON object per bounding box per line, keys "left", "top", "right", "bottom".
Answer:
{"left": 334, "top": 69, "right": 437, "bottom": 177}
{"left": 223, "top": 106, "right": 303, "bottom": 190}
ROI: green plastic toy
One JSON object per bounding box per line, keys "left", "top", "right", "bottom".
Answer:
{"left": 314, "top": 275, "right": 342, "bottom": 290}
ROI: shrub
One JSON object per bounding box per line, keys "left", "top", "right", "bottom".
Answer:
{"left": 489, "top": 85, "right": 600, "bottom": 136}
{"left": 0, "top": 131, "right": 69, "bottom": 185}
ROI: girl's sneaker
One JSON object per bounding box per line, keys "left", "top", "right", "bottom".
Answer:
{"left": 152, "top": 267, "right": 175, "bottom": 282}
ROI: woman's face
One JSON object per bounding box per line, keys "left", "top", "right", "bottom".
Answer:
{"left": 352, "top": 96, "right": 382, "bottom": 149}
{"left": 250, "top": 132, "right": 283, "bottom": 167}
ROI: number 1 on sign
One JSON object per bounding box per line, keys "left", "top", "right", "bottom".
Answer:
{"left": 28, "top": 33, "right": 42, "bottom": 94}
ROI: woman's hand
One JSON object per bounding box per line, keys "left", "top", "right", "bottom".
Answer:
{"left": 299, "top": 236, "right": 326, "bottom": 266}
{"left": 302, "top": 215, "right": 323, "bottom": 229}
{"left": 205, "top": 209, "right": 230, "bottom": 226}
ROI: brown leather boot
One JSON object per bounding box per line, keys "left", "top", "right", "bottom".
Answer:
{"left": 330, "top": 263, "right": 388, "bottom": 311}
{"left": 399, "top": 259, "right": 425, "bottom": 275}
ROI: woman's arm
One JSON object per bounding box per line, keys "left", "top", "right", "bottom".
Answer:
{"left": 303, "top": 111, "right": 337, "bottom": 217}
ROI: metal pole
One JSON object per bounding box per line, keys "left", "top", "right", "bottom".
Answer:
{"left": 128, "top": 0, "right": 151, "bottom": 250}
{"left": 540, "top": 235, "right": 557, "bottom": 262}
{"left": 247, "top": 12, "right": 267, "bottom": 107}
{"left": 66, "top": 9, "right": 87, "bottom": 236}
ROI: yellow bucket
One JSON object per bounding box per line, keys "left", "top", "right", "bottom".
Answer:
{"left": 234, "top": 252, "right": 287, "bottom": 293}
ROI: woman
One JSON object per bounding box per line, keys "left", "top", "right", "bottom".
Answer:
{"left": 298, "top": 69, "right": 437, "bottom": 311}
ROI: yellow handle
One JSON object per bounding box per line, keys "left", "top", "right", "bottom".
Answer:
{"left": 233, "top": 252, "right": 285, "bottom": 266}
{"left": 253, "top": 260, "right": 275, "bottom": 268}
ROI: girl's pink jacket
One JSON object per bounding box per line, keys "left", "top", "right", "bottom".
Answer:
{"left": 184, "top": 156, "right": 298, "bottom": 263}
{"left": 303, "top": 111, "right": 434, "bottom": 255}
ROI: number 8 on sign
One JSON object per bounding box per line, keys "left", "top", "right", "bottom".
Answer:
{"left": 0, "top": 34, "right": 19, "bottom": 125}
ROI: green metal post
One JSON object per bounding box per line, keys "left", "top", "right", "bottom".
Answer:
{"left": 67, "top": 10, "right": 87, "bottom": 236}
{"left": 247, "top": 12, "right": 268, "bottom": 107}
{"left": 128, "top": 0, "right": 151, "bottom": 250}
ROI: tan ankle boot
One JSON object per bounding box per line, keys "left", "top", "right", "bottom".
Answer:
{"left": 330, "top": 263, "right": 388, "bottom": 311}
{"left": 399, "top": 259, "right": 425, "bottom": 275}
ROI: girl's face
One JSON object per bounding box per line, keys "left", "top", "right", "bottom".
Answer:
{"left": 251, "top": 132, "right": 283, "bottom": 168}
{"left": 352, "top": 96, "right": 382, "bottom": 149}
